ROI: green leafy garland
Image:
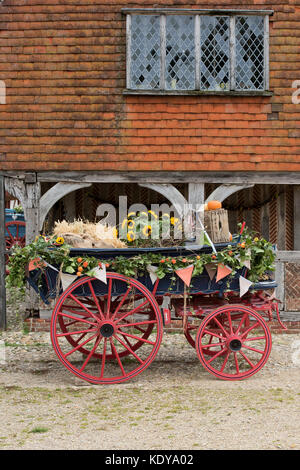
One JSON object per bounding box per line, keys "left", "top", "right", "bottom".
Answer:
{"left": 6, "top": 225, "right": 276, "bottom": 294}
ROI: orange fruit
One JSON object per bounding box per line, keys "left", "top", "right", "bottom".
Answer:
{"left": 207, "top": 200, "right": 222, "bottom": 211}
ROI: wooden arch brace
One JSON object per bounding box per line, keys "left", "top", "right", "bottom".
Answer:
{"left": 39, "top": 182, "right": 91, "bottom": 231}
{"left": 138, "top": 183, "right": 189, "bottom": 217}
{"left": 205, "top": 184, "right": 254, "bottom": 203}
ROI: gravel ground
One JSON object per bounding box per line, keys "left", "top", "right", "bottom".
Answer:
{"left": 0, "top": 290, "right": 299, "bottom": 450}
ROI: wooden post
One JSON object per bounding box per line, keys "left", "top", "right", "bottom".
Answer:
{"left": 188, "top": 183, "right": 204, "bottom": 244}
{"left": 0, "top": 175, "right": 6, "bottom": 330}
{"left": 24, "top": 176, "right": 41, "bottom": 314}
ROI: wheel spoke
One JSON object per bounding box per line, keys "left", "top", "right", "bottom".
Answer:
{"left": 57, "top": 327, "right": 98, "bottom": 338}
{"left": 106, "top": 278, "right": 113, "bottom": 318}
{"left": 242, "top": 344, "right": 265, "bottom": 355}
{"left": 79, "top": 336, "right": 103, "bottom": 372}
{"left": 109, "top": 338, "right": 126, "bottom": 376}
{"left": 69, "top": 294, "right": 101, "bottom": 324}
{"left": 115, "top": 299, "right": 150, "bottom": 324}
{"left": 233, "top": 352, "right": 240, "bottom": 374}
{"left": 201, "top": 341, "right": 224, "bottom": 349}
{"left": 203, "top": 329, "right": 224, "bottom": 340}
{"left": 227, "top": 311, "right": 233, "bottom": 335}
{"left": 88, "top": 280, "right": 105, "bottom": 320}
{"left": 100, "top": 338, "right": 107, "bottom": 378}
{"left": 114, "top": 335, "right": 144, "bottom": 364}
{"left": 235, "top": 313, "right": 248, "bottom": 335}
{"left": 220, "top": 350, "right": 230, "bottom": 372}
{"left": 118, "top": 330, "right": 155, "bottom": 345}
{"left": 239, "top": 350, "right": 255, "bottom": 368}
{"left": 64, "top": 332, "right": 99, "bottom": 358}
{"left": 118, "top": 320, "right": 157, "bottom": 329}
{"left": 58, "top": 311, "right": 97, "bottom": 327}
{"left": 241, "top": 322, "right": 261, "bottom": 339}
{"left": 207, "top": 348, "right": 227, "bottom": 364}
{"left": 110, "top": 286, "right": 132, "bottom": 321}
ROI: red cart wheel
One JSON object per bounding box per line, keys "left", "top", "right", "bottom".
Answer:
{"left": 51, "top": 273, "right": 163, "bottom": 384}
{"left": 196, "top": 305, "right": 272, "bottom": 381}
{"left": 58, "top": 293, "right": 156, "bottom": 360}
{"left": 5, "top": 221, "right": 26, "bottom": 273}
{"left": 184, "top": 317, "right": 227, "bottom": 357}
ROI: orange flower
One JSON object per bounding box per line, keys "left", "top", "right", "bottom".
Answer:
{"left": 83, "top": 261, "right": 89, "bottom": 268}
{"left": 171, "top": 259, "right": 176, "bottom": 264}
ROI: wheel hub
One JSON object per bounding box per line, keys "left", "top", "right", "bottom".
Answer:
{"left": 99, "top": 322, "right": 115, "bottom": 338}
{"left": 228, "top": 338, "right": 242, "bottom": 352}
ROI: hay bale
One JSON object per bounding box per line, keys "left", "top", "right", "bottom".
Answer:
{"left": 52, "top": 220, "right": 127, "bottom": 249}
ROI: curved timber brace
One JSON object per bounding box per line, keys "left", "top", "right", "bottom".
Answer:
{"left": 5, "top": 176, "right": 91, "bottom": 243}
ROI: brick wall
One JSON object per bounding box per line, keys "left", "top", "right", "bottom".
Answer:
{"left": 285, "top": 262, "right": 300, "bottom": 311}
{"left": 0, "top": 0, "right": 299, "bottom": 173}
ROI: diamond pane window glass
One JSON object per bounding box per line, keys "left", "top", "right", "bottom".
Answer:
{"left": 130, "top": 15, "right": 161, "bottom": 89}
{"left": 127, "top": 12, "right": 268, "bottom": 93}
{"left": 165, "top": 15, "right": 195, "bottom": 90}
{"left": 235, "top": 16, "right": 265, "bottom": 90}
{"left": 200, "top": 16, "right": 230, "bottom": 91}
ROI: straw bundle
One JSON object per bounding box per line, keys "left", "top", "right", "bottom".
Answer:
{"left": 52, "top": 220, "right": 126, "bottom": 249}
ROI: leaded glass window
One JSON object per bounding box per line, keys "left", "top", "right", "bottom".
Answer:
{"left": 126, "top": 11, "right": 270, "bottom": 93}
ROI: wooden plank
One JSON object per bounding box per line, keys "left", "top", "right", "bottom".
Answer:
{"left": 276, "top": 251, "right": 300, "bottom": 262}
{"left": 121, "top": 8, "right": 274, "bottom": 16}
{"left": 0, "top": 175, "right": 6, "bottom": 330}
{"left": 25, "top": 171, "right": 300, "bottom": 185}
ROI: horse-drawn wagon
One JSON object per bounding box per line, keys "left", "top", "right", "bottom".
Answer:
{"left": 21, "top": 228, "right": 284, "bottom": 385}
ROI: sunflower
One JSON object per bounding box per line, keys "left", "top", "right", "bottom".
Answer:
{"left": 127, "top": 231, "right": 135, "bottom": 242}
{"left": 162, "top": 213, "right": 170, "bottom": 218}
{"left": 127, "top": 219, "right": 135, "bottom": 230}
{"left": 142, "top": 225, "right": 152, "bottom": 237}
{"left": 55, "top": 236, "right": 65, "bottom": 245}
{"left": 112, "top": 227, "right": 118, "bottom": 239}
{"left": 170, "top": 217, "right": 179, "bottom": 225}
{"left": 148, "top": 210, "right": 158, "bottom": 219}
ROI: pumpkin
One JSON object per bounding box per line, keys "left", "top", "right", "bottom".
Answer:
{"left": 204, "top": 203, "right": 208, "bottom": 211}
{"left": 207, "top": 200, "right": 222, "bottom": 211}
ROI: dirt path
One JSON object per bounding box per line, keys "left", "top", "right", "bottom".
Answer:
{"left": 0, "top": 328, "right": 300, "bottom": 450}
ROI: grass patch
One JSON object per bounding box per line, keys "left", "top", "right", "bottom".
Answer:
{"left": 28, "top": 426, "right": 49, "bottom": 434}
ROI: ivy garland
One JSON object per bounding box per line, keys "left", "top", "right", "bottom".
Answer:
{"left": 6, "top": 225, "right": 276, "bottom": 294}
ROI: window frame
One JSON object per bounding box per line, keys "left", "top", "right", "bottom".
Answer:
{"left": 123, "top": 8, "right": 273, "bottom": 95}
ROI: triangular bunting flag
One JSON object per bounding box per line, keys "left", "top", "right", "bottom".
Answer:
{"left": 92, "top": 264, "right": 107, "bottom": 284}
{"left": 239, "top": 275, "right": 253, "bottom": 297}
{"left": 146, "top": 264, "right": 159, "bottom": 284}
{"left": 60, "top": 272, "right": 77, "bottom": 291}
{"left": 175, "top": 264, "right": 194, "bottom": 287}
{"left": 243, "top": 259, "right": 251, "bottom": 269}
{"left": 216, "top": 264, "right": 232, "bottom": 282}
{"left": 204, "top": 263, "right": 217, "bottom": 281}
{"left": 28, "top": 257, "right": 45, "bottom": 271}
